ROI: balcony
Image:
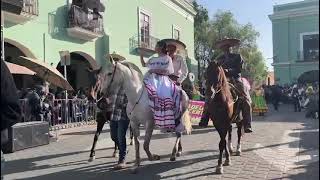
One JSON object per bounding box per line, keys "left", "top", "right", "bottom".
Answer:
{"left": 2, "top": 0, "right": 38, "bottom": 24}
{"left": 296, "top": 50, "right": 319, "bottom": 62}
{"left": 66, "top": 5, "right": 104, "bottom": 41}
{"left": 129, "top": 34, "right": 159, "bottom": 56}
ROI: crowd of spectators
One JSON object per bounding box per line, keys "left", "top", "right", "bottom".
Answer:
{"left": 263, "top": 82, "right": 319, "bottom": 119}
{"left": 17, "top": 86, "right": 96, "bottom": 126}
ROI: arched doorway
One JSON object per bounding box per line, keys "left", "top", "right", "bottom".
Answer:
{"left": 56, "top": 52, "right": 98, "bottom": 94}
{"left": 298, "top": 70, "right": 319, "bottom": 84}
{"left": 4, "top": 39, "right": 39, "bottom": 90}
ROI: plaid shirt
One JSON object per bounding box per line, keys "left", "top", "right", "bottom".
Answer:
{"left": 110, "top": 86, "right": 129, "bottom": 121}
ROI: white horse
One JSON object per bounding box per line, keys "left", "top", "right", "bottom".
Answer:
{"left": 99, "top": 59, "right": 192, "bottom": 173}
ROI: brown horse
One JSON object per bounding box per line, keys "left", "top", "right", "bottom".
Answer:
{"left": 206, "top": 61, "right": 244, "bottom": 174}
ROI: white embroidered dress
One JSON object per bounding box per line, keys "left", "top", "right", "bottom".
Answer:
{"left": 144, "top": 55, "right": 182, "bottom": 130}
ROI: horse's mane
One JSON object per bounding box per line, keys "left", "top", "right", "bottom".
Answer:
{"left": 120, "top": 61, "right": 144, "bottom": 80}
{"left": 207, "top": 61, "right": 232, "bottom": 103}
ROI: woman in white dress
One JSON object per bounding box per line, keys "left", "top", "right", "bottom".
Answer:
{"left": 140, "top": 40, "right": 182, "bottom": 131}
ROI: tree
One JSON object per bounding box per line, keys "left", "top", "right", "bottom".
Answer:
{"left": 193, "top": 1, "right": 212, "bottom": 82}
{"left": 193, "top": 8, "right": 267, "bottom": 86}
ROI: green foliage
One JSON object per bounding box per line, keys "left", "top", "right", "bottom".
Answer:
{"left": 193, "top": 6, "right": 267, "bottom": 85}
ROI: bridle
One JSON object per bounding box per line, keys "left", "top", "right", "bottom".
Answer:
{"left": 103, "top": 61, "right": 118, "bottom": 97}
{"left": 210, "top": 66, "right": 224, "bottom": 99}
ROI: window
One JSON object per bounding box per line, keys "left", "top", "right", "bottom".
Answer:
{"left": 300, "top": 32, "right": 319, "bottom": 61}
{"left": 172, "top": 25, "right": 180, "bottom": 40}
{"left": 139, "top": 11, "right": 150, "bottom": 47}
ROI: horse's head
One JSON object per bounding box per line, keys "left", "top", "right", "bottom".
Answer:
{"left": 206, "top": 61, "right": 227, "bottom": 98}
{"left": 99, "top": 58, "right": 125, "bottom": 97}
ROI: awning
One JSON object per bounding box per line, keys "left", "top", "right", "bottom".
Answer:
{"left": 5, "top": 62, "right": 36, "bottom": 75}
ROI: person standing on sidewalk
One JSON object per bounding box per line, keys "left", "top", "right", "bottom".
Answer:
{"left": 1, "top": 59, "right": 22, "bottom": 179}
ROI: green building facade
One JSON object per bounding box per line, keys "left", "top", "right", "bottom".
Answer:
{"left": 269, "top": 0, "right": 319, "bottom": 85}
{"left": 2, "top": 0, "right": 197, "bottom": 90}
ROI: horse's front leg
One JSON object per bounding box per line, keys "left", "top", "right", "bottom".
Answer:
{"left": 131, "top": 121, "right": 141, "bottom": 173}
{"left": 227, "top": 125, "right": 234, "bottom": 154}
{"left": 216, "top": 130, "right": 227, "bottom": 174}
{"left": 177, "top": 138, "right": 182, "bottom": 157}
{"left": 143, "top": 121, "right": 160, "bottom": 161}
{"left": 236, "top": 121, "right": 243, "bottom": 156}
{"left": 170, "top": 132, "right": 181, "bottom": 161}
{"left": 129, "top": 125, "right": 134, "bottom": 146}
{"left": 89, "top": 119, "right": 106, "bottom": 162}
{"left": 112, "top": 142, "right": 118, "bottom": 158}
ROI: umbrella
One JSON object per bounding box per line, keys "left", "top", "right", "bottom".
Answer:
{"left": 15, "top": 56, "right": 74, "bottom": 91}
{"left": 84, "top": 0, "right": 105, "bottom": 12}
{"left": 5, "top": 62, "right": 36, "bottom": 75}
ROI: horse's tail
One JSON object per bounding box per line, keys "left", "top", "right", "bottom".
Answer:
{"left": 182, "top": 109, "right": 192, "bottom": 135}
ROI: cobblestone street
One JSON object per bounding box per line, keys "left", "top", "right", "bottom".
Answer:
{"left": 3, "top": 105, "right": 319, "bottom": 180}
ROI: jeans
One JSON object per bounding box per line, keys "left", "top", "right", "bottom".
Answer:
{"left": 110, "top": 120, "right": 130, "bottom": 163}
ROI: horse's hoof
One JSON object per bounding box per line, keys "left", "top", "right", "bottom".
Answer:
{"left": 152, "top": 154, "right": 161, "bottom": 161}
{"left": 112, "top": 152, "right": 118, "bottom": 158}
{"left": 176, "top": 151, "right": 182, "bottom": 157}
{"left": 170, "top": 157, "right": 176, "bottom": 161}
{"left": 229, "top": 149, "right": 234, "bottom": 155}
{"left": 88, "top": 156, "right": 95, "bottom": 162}
{"left": 223, "top": 160, "right": 231, "bottom": 166}
{"left": 236, "top": 151, "right": 241, "bottom": 156}
{"left": 216, "top": 166, "right": 224, "bottom": 174}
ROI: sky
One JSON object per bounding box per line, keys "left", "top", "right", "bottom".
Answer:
{"left": 196, "top": 0, "right": 302, "bottom": 71}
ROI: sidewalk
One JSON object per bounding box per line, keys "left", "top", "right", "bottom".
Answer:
{"left": 2, "top": 104, "right": 319, "bottom": 180}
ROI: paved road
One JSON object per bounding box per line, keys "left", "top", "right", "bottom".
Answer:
{"left": 2, "top": 105, "right": 319, "bottom": 180}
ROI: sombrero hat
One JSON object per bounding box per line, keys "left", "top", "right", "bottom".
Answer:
{"left": 215, "top": 38, "right": 240, "bottom": 49}
{"left": 106, "top": 52, "right": 126, "bottom": 61}
{"left": 162, "top": 39, "right": 186, "bottom": 49}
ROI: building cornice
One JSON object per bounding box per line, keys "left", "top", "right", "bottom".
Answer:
{"left": 272, "top": 61, "right": 319, "bottom": 66}
{"left": 161, "top": 0, "right": 196, "bottom": 22}
{"left": 269, "top": 6, "right": 319, "bottom": 20}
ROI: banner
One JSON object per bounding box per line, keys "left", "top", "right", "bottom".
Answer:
{"left": 188, "top": 100, "right": 205, "bottom": 123}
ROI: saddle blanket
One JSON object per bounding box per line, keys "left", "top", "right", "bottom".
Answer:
{"left": 144, "top": 73, "right": 182, "bottom": 129}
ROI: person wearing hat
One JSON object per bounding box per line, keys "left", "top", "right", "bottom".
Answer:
{"left": 199, "top": 38, "right": 253, "bottom": 133}
{"left": 106, "top": 52, "right": 130, "bottom": 169}
{"left": 167, "top": 43, "right": 188, "bottom": 86}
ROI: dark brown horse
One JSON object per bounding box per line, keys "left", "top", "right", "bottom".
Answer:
{"left": 206, "top": 61, "right": 244, "bottom": 174}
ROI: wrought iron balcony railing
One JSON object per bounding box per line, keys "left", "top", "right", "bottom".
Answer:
{"left": 296, "top": 50, "right": 319, "bottom": 62}
{"left": 68, "top": 5, "right": 104, "bottom": 35}
{"left": 22, "top": 0, "right": 39, "bottom": 16}
{"left": 2, "top": 0, "right": 39, "bottom": 24}
{"left": 129, "top": 34, "right": 160, "bottom": 55}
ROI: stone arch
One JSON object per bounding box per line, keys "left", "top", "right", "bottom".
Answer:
{"left": 4, "top": 38, "right": 37, "bottom": 59}
{"left": 4, "top": 38, "right": 39, "bottom": 90}
{"left": 72, "top": 51, "right": 99, "bottom": 70}
{"left": 56, "top": 51, "right": 98, "bottom": 92}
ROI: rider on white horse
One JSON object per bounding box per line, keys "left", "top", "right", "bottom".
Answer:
{"left": 140, "top": 40, "right": 184, "bottom": 132}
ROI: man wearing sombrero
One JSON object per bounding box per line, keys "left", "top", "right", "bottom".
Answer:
{"left": 199, "top": 38, "right": 253, "bottom": 133}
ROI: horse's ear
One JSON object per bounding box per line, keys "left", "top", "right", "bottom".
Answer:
{"left": 109, "top": 56, "right": 116, "bottom": 66}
